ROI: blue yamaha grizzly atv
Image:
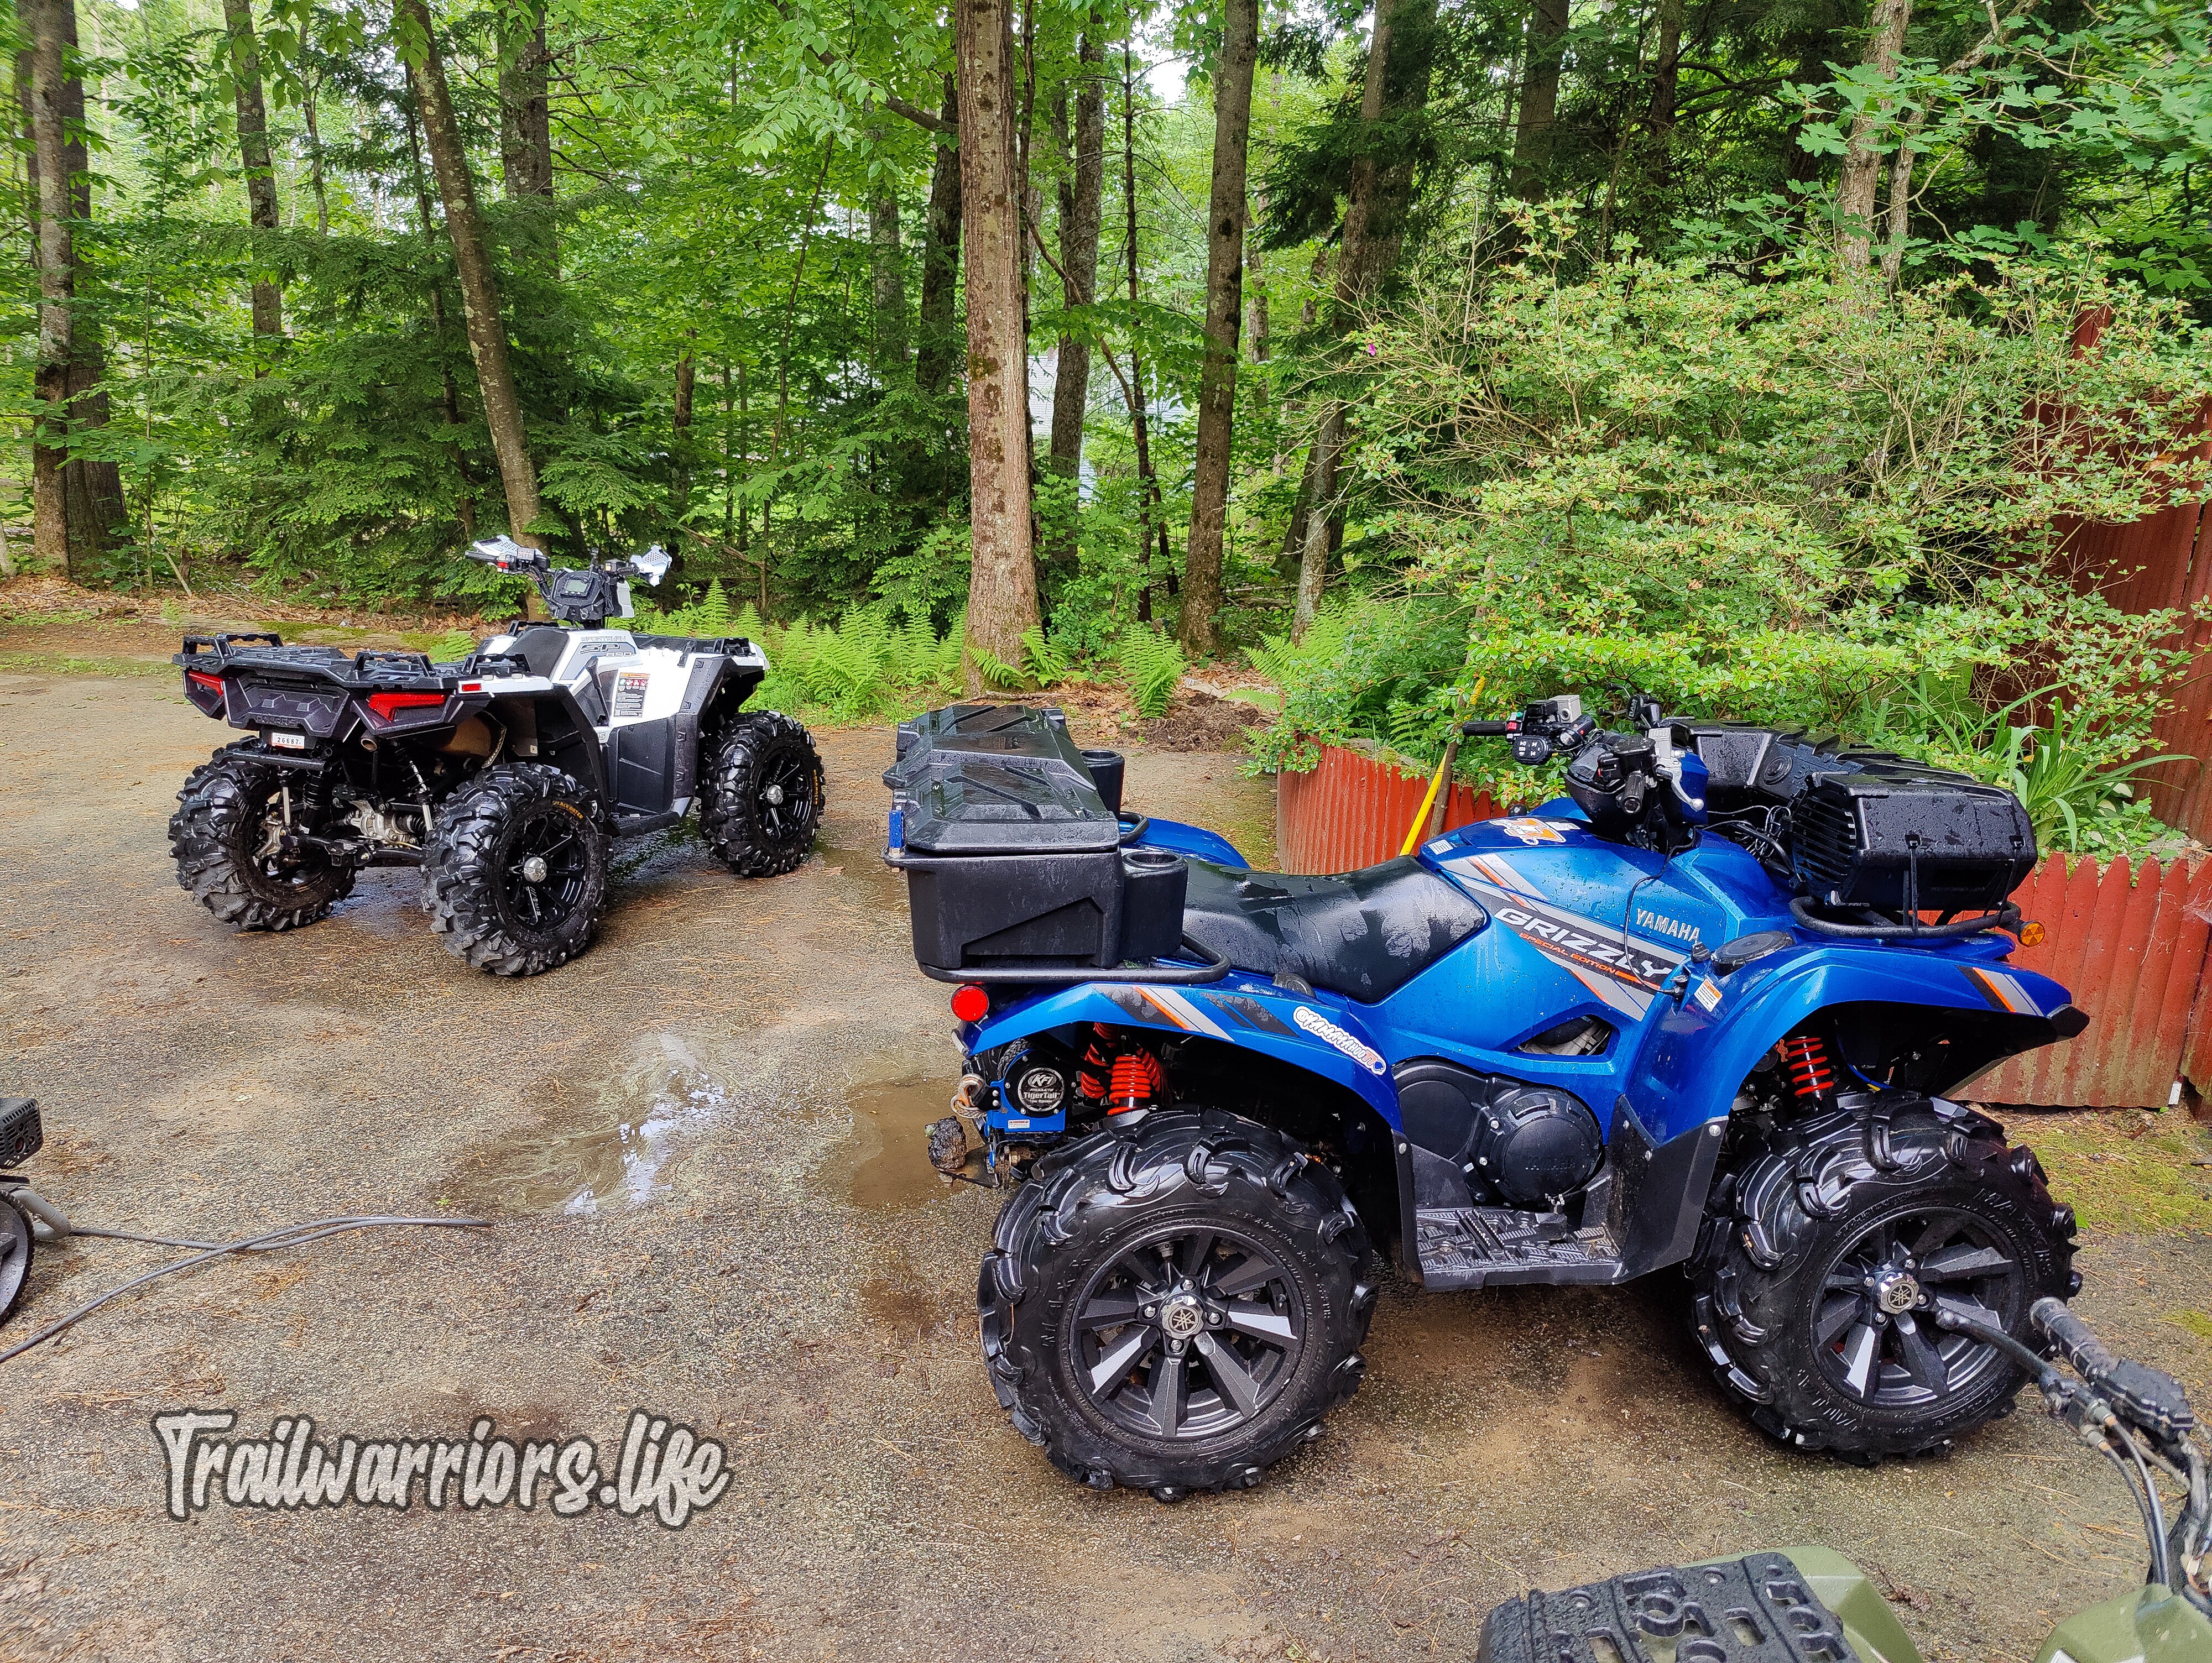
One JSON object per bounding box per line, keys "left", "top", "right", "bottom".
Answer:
{"left": 882, "top": 697, "right": 2086, "bottom": 1500}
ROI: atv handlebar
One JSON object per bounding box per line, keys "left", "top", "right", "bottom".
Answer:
{"left": 2033, "top": 1297, "right": 2120, "bottom": 1382}
{"left": 2034, "top": 1296, "right": 2198, "bottom": 1442}
{"left": 1459, "top": 720, "right": 1511, "bottom": 737}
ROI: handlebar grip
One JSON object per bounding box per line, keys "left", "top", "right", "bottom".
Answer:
{"left": 1460, "top": 720, "right": 1511, "bottom": 736}
{"left": 2032, "top": 1297, "right": 2118, "bottom": 1380}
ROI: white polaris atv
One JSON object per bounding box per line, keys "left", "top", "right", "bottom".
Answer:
{"left": 168, "top": 536, "right": 825, "bottom": 976}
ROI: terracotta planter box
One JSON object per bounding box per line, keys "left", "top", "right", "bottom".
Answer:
{"left": 1273, "top": 740, "right": 2212, "bottom": 1111}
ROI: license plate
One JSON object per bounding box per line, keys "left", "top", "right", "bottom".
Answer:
{"left": 268, "top": 730, "right": 307, "bottom": 751}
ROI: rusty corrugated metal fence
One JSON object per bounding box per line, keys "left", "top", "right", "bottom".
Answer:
{"left": 1275, "top": 744, "right": 1498, "bottom": 874}
{"left": 1975, "top": 856, "right": 2212, "bottom": 1108}
{"left": 1275, "top": 743, "right": 2212, "bottom": 1110}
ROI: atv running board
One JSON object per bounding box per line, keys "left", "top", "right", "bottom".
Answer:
{"left": 1401, "top": 1100, "right": 1727, "bottom": 1291}
{"left": 1413, "top": 1206, "right": 1623, "bottom": 1290}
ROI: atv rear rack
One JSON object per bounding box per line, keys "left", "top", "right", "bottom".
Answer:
{"left": 883, "top": 845, "right": 1232, "bottom": 985}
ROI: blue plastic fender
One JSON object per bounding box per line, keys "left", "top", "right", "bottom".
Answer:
{"left": 964, "top": 971, "right": 1401, "bottom": 1132}
{"left": 1133, "top": 817, "right": 1250, "bottom": 869}
{"left": 1631, "top": 943, "right": 2078, "bottom": 1144}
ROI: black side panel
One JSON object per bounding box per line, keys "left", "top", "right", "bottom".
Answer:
{"left": 525, "top": 691, "right": 611, "bottom": 804}
{"left": 1607, "top": 1096, "right": 1725, "bottom": 1278}
{"left": 673, "top": 657, "right": 727, "bottom": 803}
{"left": 609, "top": 720, "right": 677, "bottom": 816}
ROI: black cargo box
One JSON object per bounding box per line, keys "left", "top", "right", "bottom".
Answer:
{"left": 1792, "top": 765, "right": 2036, "bottom": 912}
{"left": 1685, "top": 720, "right": 2036, "bottom": 912}
{"left": 885, "top": 705, "right": 1186, "bottom": 971}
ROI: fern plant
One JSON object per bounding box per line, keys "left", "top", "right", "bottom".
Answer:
{"left": 1118, "top": 627, "right": 1186, "bottom": 719}
{"left": 1021, "top": 625, "right": 1070, "bottom": 685}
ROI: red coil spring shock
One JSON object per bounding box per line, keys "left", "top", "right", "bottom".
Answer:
{"left": 1780, "top": 1033, "right": 1837, "bottom": 1100}
{"left": 1107, "top": 1050, "right": 1164, "bottom": 1114}
{"left": 1077, "top": 1023, "right": 1115, "bottom": 1102}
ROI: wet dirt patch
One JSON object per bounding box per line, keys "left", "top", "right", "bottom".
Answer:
{"left": 808, "top": 837, "right": 909, "bottom": 913}
{"left": 447, "top": 1048, "right": 732, "bottom": 1216}
{"left": 1133, "top": 688, "right": 1268, "bottom": 751}
{"left": 837, "top": 1073, "right": 959, "bottom": 1211}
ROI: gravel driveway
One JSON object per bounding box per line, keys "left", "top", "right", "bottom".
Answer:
{"left": 0, "top": 660, "right": 2205, "bottom": 1662}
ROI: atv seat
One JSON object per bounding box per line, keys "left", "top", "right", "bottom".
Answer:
{"left": 1179, "top": 857, "right": 1487, "bottom": 1003}
{"left": 507, "top": 623, "right": 571, "bottom": 678}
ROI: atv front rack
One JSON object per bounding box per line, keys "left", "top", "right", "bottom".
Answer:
{"left": 1788, "top": 896, "right": 2024, "bottom": 942}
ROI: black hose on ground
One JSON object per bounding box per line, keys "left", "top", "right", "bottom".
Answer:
{"left": 0, "top": 1193, "right": 492, "bottom": 1366}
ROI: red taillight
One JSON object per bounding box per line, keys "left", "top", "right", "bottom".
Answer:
{"left": 950, "top": 984, "right": 990, "bottom": 1024}
{"left": 367, "top": 691, "right": 447, "bottom": 721}
{"left": 186, "top": 670, "right": 223, "bottom": 694}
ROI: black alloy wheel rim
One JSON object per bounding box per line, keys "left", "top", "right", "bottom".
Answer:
{"left": 1811, "top": 1207, "right": 2023, "bottom": 1409}
{"left": 501, "top": 807, "right": 591, "bottom": 932}
{"left": 1070, "top": 1226, "right": 1306, "bottom": 1442}
{"left": 755, "top": 742, "right": 818, "bottom": 847}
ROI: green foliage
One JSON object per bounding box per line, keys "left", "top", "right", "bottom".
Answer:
{"left": 1889, "top": 684, "right": 2193, "bottom": 856}
{"left": 742, "top": 604, "right": 966, "bottom": 720}
{"left": 1117, "top": 627, "right": 1187, "bottom": 719}
{"left": 1020, "top": 626, "right": 1070, "bottom": 686}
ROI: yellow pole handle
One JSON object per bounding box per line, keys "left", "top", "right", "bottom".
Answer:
{"left": 1400, "top": 677, "right": 1483, "bottom": 857}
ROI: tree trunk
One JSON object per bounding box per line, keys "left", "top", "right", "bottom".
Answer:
{"left": 22, "top": 0, "right": 121, "bottom": 577}
{"left": 497, "top": 0, "right": 556, "bottom": 274}
{"left": 1836, "top": 0, "right": 1911, "bottom": 272}
{"left": 1507, "top": 0, "right": 1570, "bottom": 200}
{"left": 1879, "top": 112, "right": 1924, "bottom": 284}
{"left": 957, "top": 0, "right": 1041, "bottom": 678}
{"left": 1291, "top": 0, "right": 1433, "bottom": 635}
{"left": 221, "top": 0, "right": 283, "bottom": 348}
{"left": 672, "top": 337, "right": 696, "bottom": 535}
{"left": 1293, "top": 404, "right": 1343, "bottom": 639}
{"left": 1120, "top": 40, "right": 1171, "bottom": 624}
{"left": 301, "top": 59, "right": 330, "bottom": 236}
{"left": 1044, "top": 25, "right": 1104, "bottom": 568}
{"left": 1643, "top": 0, "right": 1683, "bottom": 189}
{"left": 1179, "top": 0, "right": 1259, "bottom": 657}
{"left": 399, "top": 0, "right": 542, "bottom": 547}
{"left": 869, "top": 148, "right": 908, "bottom": 374}
{"left": 916, "top": 77, "right": 962, "bottom": 400}
{"left": 1246, "top": 193, "right": 1269, "bottom": 369}
{"left": 403, "top": 101, "right": 479, "bottom": 543}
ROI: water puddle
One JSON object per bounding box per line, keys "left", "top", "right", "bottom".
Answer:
{"left": 840, "top": 1074, "right": 962, "bottom": 1211}
{"left": 452, "top": 1045, "right": 729, "bottom": 1216}
{"left": 810, "top": 838, "right": 910, "bottom": 913}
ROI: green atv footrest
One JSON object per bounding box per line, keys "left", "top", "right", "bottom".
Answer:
{"left": 1477, "top": 1549, "right": 1918, "bottom": 1663}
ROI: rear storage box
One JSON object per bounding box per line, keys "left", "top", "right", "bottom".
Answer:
{"left": 885, "top": 705, "right": 1186, "bottom": 971}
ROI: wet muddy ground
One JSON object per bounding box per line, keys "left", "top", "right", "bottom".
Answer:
{"left": 1, "top": 658, "right": 2207, "bottom": 1663}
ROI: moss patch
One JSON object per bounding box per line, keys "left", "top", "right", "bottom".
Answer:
{"left": 2001, "top": 1108, "right": 2212, "bottom": 1238}
{"left": 2167, "top": 1307, "right": 2212, "bottom": 1346}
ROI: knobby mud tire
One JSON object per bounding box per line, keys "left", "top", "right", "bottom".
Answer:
{"left": 978, "top": 1109, "right": 1376, "bottom": 1500}
{"left": 699, "top": 712, "right": 824, "bottom": 878}
{"left": 169, "top": 749, "right": 356, "bottom": 932}
{"left": 1687, "top": 1096, "right": 2076, "bottom": 1461}
{"left": 422, "top": 762, "right": 608, "bottom": 976}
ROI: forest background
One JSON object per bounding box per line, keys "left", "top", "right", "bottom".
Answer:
{"left": 5, "top": 0, "right": 2212, "bottom": 847}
